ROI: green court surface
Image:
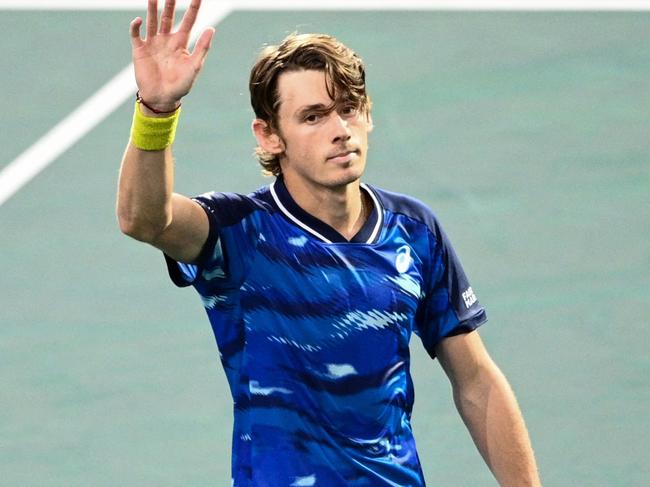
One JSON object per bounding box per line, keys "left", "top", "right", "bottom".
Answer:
{"left": 1, "top": 8, "right": 649, "bottom": 486}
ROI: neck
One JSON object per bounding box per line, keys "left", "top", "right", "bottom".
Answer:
{"left": 282, "top": 175, "right": 369, "bottom": 241}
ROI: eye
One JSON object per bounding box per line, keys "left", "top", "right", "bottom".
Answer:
{"left": 340, "top": 105, "right": 358, "bottom": 117}
{"left": 304, "top": 113, "right": 320, "bottom": 123}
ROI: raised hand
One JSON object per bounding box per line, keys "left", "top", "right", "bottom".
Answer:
{"left": 130, "top": 0, "right": 215, "bottom": 112}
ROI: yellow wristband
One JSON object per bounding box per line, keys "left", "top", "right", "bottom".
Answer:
{"left": 130, "top": 101, "right": 181, "bottom": 151}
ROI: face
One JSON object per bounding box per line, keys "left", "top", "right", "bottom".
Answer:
{"left": 261, "top": 69, "right": 373, "bottom": 191}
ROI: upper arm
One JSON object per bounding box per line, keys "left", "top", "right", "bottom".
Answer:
{"left": 150, "top": 192, "right": 209, "bottom": 264}
{"left": 412, "top": 212, "right": 487, "bottom": 356}
{"left": 435, "top": 331, "right": 496, "bottom": 389}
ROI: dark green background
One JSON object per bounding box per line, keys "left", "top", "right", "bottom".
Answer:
{"left": 1, "top": 9, "right": 648, "bottom": 486}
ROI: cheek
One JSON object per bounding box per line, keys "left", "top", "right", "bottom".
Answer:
{"left": 285, "top": 131, "right": 320, "bottom": 158}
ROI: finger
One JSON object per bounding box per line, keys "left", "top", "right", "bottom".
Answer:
{"left": 190, "top": 27, "right": 215, "bottom": 68}
{"left": 130, "top": 17, "right": 144, "bottom": 48}
{"left": 159, "top": 0, "right": 176, "bottom": 34}
{"left": 146, "top": 0, "right": 158, "bottom": 39}
{"left": 178, "top": 0, "right": 201, "bottom": 34}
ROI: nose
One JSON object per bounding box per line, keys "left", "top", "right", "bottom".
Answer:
{"left": 330, "top": 112, "right": 352, "bottom": 144}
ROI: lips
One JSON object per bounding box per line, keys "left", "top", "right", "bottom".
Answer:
{"left": 327, "top": 149, "right": 359, "bottom": 162}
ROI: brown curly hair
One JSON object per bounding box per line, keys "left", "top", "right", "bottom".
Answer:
{"left": 249, "top": 33, "right": 372, "bottom": 176}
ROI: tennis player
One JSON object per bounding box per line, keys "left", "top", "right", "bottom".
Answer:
{"left": 117, "top": 1, "right": 541, "bottom": 485}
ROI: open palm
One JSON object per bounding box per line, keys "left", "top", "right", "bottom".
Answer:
{"left": 130, "top": 0, "right": 214, "bottom": 112}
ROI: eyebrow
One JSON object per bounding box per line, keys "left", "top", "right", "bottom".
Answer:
{"left": 295, "top": 103, "right": 336, "bottom": 118}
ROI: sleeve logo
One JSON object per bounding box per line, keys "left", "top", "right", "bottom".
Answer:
{"left": 462, "top": 287, "right": 477, "bottom": 308}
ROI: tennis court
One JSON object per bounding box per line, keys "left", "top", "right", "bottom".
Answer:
{"left": 1, "top": 2, "right": 649, "bottom": 485}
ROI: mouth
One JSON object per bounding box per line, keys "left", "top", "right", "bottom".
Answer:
{"left": 327, "top": 149, "right": 360, "bottom": 164}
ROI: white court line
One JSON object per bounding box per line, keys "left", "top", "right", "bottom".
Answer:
{"left": 223, "top": 0, "right": 650, "bottom": 9}
{"left": 1, "top": 0, "right": 650, "bottom": 9}
{"left": 0, "top": 3, "right": 230, "bottom": 207}
{"left": 1, "top": 0, "right": 649, "bottom": 206}
{"left": 0, "top": 65, "right": 135, "bottom": 207}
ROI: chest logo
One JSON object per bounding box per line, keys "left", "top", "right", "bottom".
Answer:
{"left": 395, "top": 245, "right": 412, "bottom": 274}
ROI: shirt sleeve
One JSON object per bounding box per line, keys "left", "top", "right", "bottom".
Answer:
{"left": 164, "top": 191, "right": 262, "bottom": 292}
{"left": 415, "top": 217, "right": 487, "bottom": 358}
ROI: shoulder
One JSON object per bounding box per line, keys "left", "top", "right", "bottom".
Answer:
{"left": 367, "top": 184, "right": 444, "bottom": 238}
{"left": 193, "top": 184, "right": 275, "bottom": 226}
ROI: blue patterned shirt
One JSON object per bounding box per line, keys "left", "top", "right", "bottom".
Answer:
{"left": 165, "top": 177, "right": 487, "bottom": 486}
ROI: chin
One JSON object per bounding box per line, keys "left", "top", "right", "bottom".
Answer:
{"left": 325, "top": 165, "right": 364, "bottom": 188}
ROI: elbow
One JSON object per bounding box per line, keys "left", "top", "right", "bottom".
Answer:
{"left": 117, "top": 209, "right": 166, "bottom": 243}
{"left": 117, "top": 215, "right": 143, "bottom": 241}
{"left": 453, "top": 362, "right": 503, "bottom": 411}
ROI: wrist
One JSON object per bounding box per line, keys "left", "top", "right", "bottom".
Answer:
{"left": 136, "top": 91, "right": 181, "bottom": 117}
{"left": 130, "top": 100, "right": 181, "bottom": 151}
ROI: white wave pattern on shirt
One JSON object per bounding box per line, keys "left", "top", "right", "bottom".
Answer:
{"left": 267, "top": 335, "right": 322, "bottom": 352}
{"left": 202, "top": 240, "right": 225, "bottom": 280}
{"left": 387, "top": 274, "right": 422, "bottom": 298}
{"left": 288, "top": 235, "right": 308, "bottom": 247}
{"left": 332, "top": 309, "right": 408, "bottom": 339}
{"left": 201, "top": 293, "right": 228, "bottom": 309}
{"left": 240, "top": 281, "right": 259, "bottom": 292}
{"left": 290, "top": 474, "right": 316, "bottom": 486}
{"left": 179, "top": 262, "right": 198, "bottom": 281}
{"left": 325, "top": 363, "right": 358, "bottom": 378}
{"left": 249, "top": 380, "right": 293, "bottom": 396}
{"left": 203, "top": 266, "right": 226, "bottom": 280}
{"left": 211, "top": 236, "right": 224, "bottom": 260}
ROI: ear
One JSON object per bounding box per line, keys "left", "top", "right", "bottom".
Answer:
{"left": 252, "top": 119, "right": 285, "bottom": 155}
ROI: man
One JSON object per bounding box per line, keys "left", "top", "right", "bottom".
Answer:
{"left": 117, "top": 1, "right": 541, "bottom": 485}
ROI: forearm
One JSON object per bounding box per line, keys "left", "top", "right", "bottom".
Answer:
{"left": 116, "top": 138, "right": 174, "bottom": 242}
{"left": 454, "top": 362, "right": 540, "bottom": 486}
